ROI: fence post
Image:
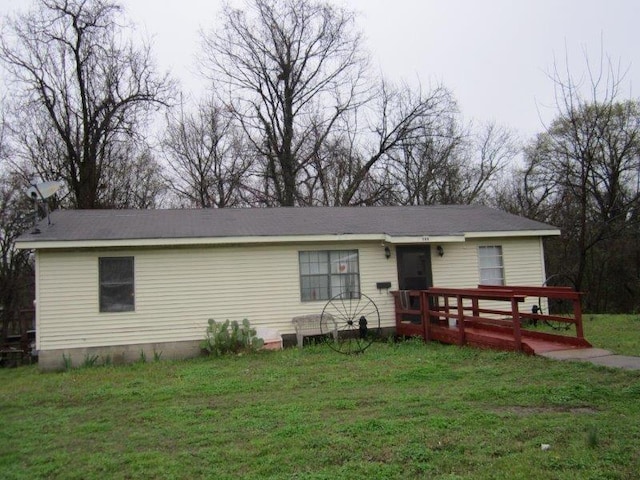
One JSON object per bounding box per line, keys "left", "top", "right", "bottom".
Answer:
{"left": 573, "top": 295, "right": 584, "bottom": 339}
{"left": 510, "top": 296, "right": 523, "bottom": 352}
{"left": 421, "top": 290, "right": 430, "bottom": 342}
{"left": 471, "top": 297, "right": 479, "bottom": 320}
{"left": 444, "top": 296, "right": 450, "bottom": 326}
{"left": 456, "top": 294, "right": 465, "bottom": 346}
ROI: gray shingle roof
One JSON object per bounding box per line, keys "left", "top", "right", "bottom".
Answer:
{"left": 17, "top": 206, "right": 558, "bottom": 244}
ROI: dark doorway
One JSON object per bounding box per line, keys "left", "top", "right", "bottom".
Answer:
{"left": 396, "top": 246, "right": 433, "bottom": 323}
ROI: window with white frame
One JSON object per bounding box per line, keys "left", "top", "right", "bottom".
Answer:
{"left": 478, "top": 246, "right": 505, "bottom": 285}
{"left": 299, "top": 250, "right": 360, "bottom": 301}
{"left": 99, "top": 257, "right": 135, "bottom": 312}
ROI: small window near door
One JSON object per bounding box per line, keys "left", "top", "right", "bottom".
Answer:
{"left": 99, "top": 257, "right": 135, "bottom": 312}
{"left": 299, "top": 250, "right": 360, "bottom": 301}
{"left": 478, "top": 246, "right": 505, "bottom": 285}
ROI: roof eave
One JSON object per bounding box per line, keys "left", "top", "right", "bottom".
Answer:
{"left": 464, "top": 229, "right": 561, "bottom": 238}
{"left": 15, "top": 229, "right": 561, "bottom": 250}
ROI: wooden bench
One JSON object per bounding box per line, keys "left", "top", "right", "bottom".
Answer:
{"left": 292, "top": 313, "right": 338, "bottom": 348}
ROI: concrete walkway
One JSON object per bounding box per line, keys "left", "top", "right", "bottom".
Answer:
{"left": 539, "top": 348, "right": 640, "bottom": 370}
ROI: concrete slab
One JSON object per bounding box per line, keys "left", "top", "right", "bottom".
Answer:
{"left": 586, "top": 355, "right": 640, "bottom": 370}
{"left": 539, "top": 347, "right": 640, "bottom": 371}
{"left": 539, "top": 348, "right": 613, "bottom": 360}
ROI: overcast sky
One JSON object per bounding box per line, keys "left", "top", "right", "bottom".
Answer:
{"left": 1, "top": 0, "right": 638, "bottom": 138}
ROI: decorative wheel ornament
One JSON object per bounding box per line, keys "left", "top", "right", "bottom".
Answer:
{"left": 319, "top": 292, "right": 381, "bottom": 354}
{"left": 537, "top": 274, "right": 574, "bottom": 331}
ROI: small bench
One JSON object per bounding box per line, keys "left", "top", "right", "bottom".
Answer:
{"left": 292, "top": 313, "right": 338, "bottom": 348}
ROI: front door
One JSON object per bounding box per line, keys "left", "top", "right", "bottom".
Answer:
{"left": 396, "top": 246, "right": 433, "bottom": 322}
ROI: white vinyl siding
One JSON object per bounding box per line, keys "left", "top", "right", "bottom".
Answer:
{"left": 35, "top": 242, "right": 397, "bottom": 350}
{"left": 430, "top": 238, "right": 547, "bottom": 313}
{"left": 33, "top": 237, "right": 549, "bottom": 352}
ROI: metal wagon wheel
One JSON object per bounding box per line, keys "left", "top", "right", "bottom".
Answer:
{"left": 537, "top": 274, "right": 574, "bottom": 331}
{"left": 319, "top": 292, "right": 381, "bottom": 354}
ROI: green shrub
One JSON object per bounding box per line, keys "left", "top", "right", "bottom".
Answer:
{"left": 62, "top": 353, "right": 72, "bottom": 371}
{"left": 82, "top": 354, "right": 99, "bottom": 368}
{"left": 201, "top": 318, "right": 264, "bottom": 356}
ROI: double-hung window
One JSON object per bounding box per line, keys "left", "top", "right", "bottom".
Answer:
{"left": 299, "top": 250, "right": 360, "bottom": 301}
{"left": 99, "top": 257, "right": 135, "bottom": 312}
{"left": 478, "top": 246, "right": 505, "bottom": 285}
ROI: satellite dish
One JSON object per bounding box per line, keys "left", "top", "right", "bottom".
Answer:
{"left": 27, "top": 180, "right": 65, "bottom": 200}
{"left": 26, "top": 180, "right": 65, "bottom": 232}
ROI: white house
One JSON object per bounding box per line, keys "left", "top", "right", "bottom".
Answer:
{"left": 16, "top": 205, "right": 560, "bottom": 370}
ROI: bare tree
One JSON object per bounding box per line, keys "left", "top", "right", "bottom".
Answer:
{"left": 0, "top": 98, "right": 32, "bottom": 340}
{"left": 388, "top": 113, "right": 515, "bottom": 206}
{"left": 202, "top": 0, "right": 452, "bottom": 206}
{"left": 464, "top": 122, "right": 517, "bottom": 203}
{"left": 507, "top": 51, "right": 640, "bottom": 311}
{"left": 100, "top": 145, "right": 168, "bottom": 209}
{"left": 337, "top": 81, "right": 453, "bottom": 206}
{"left": 162, "top": 97, "right": 252, "bottom": 208}
{"left": 203, "top": 0, "right": 368, "bottom": 206}
{"left": 0, "top": 0, "right": 174, "bottom": 209}
{"left": 0, "top": 104, "right": 6, "bottom": 168}
{"left": 0, "top": 171, "right": 34, "bottom": 343}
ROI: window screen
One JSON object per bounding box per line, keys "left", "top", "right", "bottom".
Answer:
{"left": 99, "top": 257, "right": 135, "bottom": 312}
{"left": 478, "top": 246, "right": 505, "bottom": 285}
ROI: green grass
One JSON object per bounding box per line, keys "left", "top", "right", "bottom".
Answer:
{"left": 1, "top": 318, "right": 640, "bottom": 479}
{"left": 582, "top": 314, "right": 640, "bottom": 356}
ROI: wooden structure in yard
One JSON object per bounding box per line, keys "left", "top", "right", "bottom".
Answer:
{"left": 0, "top": 309, "right": 36, "bottom": 367}
{"left": 392, "top": 285, "right": 591, "bottom": 355}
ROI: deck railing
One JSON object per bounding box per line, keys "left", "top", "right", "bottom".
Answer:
{"left": 392, "top": 285, "right": 587, "bottom": 353}
{"left": 425, "top": 287, "right": 528, "bottom": 350}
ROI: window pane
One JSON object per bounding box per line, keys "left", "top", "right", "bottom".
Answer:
{"left": 300, "top": 250, "right": 360, "bottom": 301}
{"left": 481, "top": 246, "right": 499, "bottom": 256}
{"left": 299, "top": 252, "right": 311, "bottom": 275}
{"left": 301, "top": 275, "right": 329, "bottom": 301}
{"left": 331, "top": 274, "right": 360, "bottom": 298}
{"left": 330, "top": 250, "right": 359, "bottom": 274}
{"left": 479, "top": 255, "right": 498, "bottom": 269}
{"left": 481, "top": 268, "right": 504, "bottom": 284}
{"left": 99, "top": 257, "right": 134, "bottom": 312}
{"left": 478, "top": 246, "right": 504, "bottom": 286}
{"left": 330, "top": 254, "right": 349, "bottom": 274}
{"left": 302, "top": 251, "right": 328, "bottom": 275}
{"left": 100, "top": 257, "right": 134, "bottom": 283}
{"left": 101, "top": 284, "right": 135, "bottom": 312}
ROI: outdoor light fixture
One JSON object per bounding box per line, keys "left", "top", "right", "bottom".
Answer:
{"left": 436, "top": 245, "right": 444, "bottom": 257}
{"left": 384, "top": 246, "right": 391, "bottom": 259}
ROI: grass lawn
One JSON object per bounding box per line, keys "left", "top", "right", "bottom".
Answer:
{"left": 1, "top": 316, "right": 639, "bottom": 479}
{"left": 582, "top": 314, "right": 640, "bottom": 356}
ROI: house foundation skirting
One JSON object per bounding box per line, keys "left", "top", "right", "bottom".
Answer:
{"left": 37, "top": 340, "right": 203, "bottom": 371}
{"left": 38, "top": 327, "right": 397, "bottom": 371}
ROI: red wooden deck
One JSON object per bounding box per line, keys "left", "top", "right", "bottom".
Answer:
{"left": 392, "top": 286, "right": 592, "bottom": 355}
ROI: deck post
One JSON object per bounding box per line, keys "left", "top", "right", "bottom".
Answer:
{"left": 456, "top": 294, "right": 465, "bottom": 346}
{"left": 444, "top": 296, "right": 450, "bottom": 326}
{"left": 393, "top": 294, "right": 402, "bottom": 333}
{"left": 421, "top": 290, "right": 430, "bottom": 342}
{"left": 573, "top": 296, "right": 585, "bottom": 339}
{"left": 510, "top": 296, "right": 523, "bottom": 351}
